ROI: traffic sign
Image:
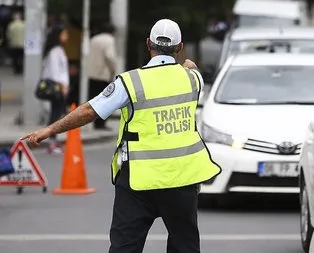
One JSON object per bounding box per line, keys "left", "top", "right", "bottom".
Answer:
{"left": 0, "top": 141, "right": 47, "bottom": 188}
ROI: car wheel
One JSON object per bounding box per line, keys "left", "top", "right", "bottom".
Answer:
{"left": 301, "top": 176, "right": 313, "bottom": 253}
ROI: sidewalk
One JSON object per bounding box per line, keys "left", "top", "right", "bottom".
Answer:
{"left": 0, "top": 67, "right": 119, "bottom": 148}
{"left": 0, "top": 67, "right": 23, "bottom": 104}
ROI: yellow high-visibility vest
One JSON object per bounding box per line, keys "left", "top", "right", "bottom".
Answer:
{"left": 111, "top": 63, "right": 221, "bottom": 190}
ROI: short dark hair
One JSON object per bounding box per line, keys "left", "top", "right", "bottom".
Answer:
{"left": 150, "top": 37, "right": 180, "bottom": 56}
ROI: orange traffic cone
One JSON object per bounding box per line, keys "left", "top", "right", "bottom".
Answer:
{"left": 53, "top": 104, "right": 96, "bottom": 195}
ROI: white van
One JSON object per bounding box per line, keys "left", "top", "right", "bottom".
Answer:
{"left": 233, "top": 0, "right": 309, "bottom": 27}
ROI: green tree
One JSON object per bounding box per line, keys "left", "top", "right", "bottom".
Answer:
{"left": 128, "top": 0, "right": 235, "bottom": 67}
{"left": 47, "top": 0, "right": 74, "bottom": 15}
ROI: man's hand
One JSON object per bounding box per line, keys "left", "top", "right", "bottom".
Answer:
{"left": 21, "top": 127, "right": 52, "bottom": 147}
{"left": 183, "top": 59, "right": 198, "bottom": 70}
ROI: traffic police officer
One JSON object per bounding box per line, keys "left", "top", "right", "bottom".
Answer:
{"left": 22, "top": 19, "right": 221, "bottom": 253}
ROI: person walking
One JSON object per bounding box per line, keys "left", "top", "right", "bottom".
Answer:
{"left": 22, "top": 19, "right": 221, "bottom": 253}
{"left": 41, "top": 27, "right": 69, "bottom": 154}
{"left": 6, "top": 11, "right": 24, "bottom": 74}
{"left": 87, "top": 22, "right": 117, "bottom": 129}
{"left": 63, "top": 17, "right": 82, "bottom": 107}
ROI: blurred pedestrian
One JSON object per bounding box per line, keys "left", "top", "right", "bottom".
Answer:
{"left": 0, "top": 3, "right": 13, "bottom": 65}
{"left": 207, "top": 17, "right": 228, "bottom": 42}
{"left": 22, "top": 19, "right": 221, "bottom": 253}
{"left": 46, "top": 14, "right": 62, "bottom": 35}
{"left": 0, "top": 24, "right": 5, "bottom": 65}
{"left": 6, "top": 11, "right": 24, "bottom": 74}
{"left": 88, "top": 22, "right": 117, "bottom": 129}
{"left": 63, "top": 17, "right": 82, "bottom": 107}
{"left": 42, "top": 27, "right": 69, "bottom": 154}
{"left": 306, "top": 0, "right": 314, "bottom": 20}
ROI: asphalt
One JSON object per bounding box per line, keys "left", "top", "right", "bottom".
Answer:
{"left": 0, "top": 63, "right": 306, "bottom": 253}
{"left": 0, "top": 66, "right": 120, "bottom": 149}
{"left": 0, "top": 142, "right": 304, "bottom": 253}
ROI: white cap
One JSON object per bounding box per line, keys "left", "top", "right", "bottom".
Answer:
{"left": 149, "top": 19, "right": 182, "bottom": 47}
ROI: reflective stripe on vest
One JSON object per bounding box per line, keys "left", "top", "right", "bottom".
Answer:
{"left": 111, "top": 64, "right": 221, "bottom": 190}
{"left": 129, "top": 69, "right": 199, "bottom": 110}
{"left": 129, "top": 140, "right": 204, "bottom": 160}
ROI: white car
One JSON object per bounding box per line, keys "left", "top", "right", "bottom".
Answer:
{"left": 309, "top": 235, "right": 314, "bottom": 253}
{"left": 219, "top": 27, "right": 314, "bottom": 68}
{"left": 199, "top": 53, "right": 314, "bottom": 203}
{"left": 298, "top": 122, "right": 314, "bottom": 252}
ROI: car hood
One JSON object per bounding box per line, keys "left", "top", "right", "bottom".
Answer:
{"left": 202, "top": 103, "right": 314, "bottom": 144}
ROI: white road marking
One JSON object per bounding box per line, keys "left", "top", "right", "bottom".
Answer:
{"left": 0, "top": 234, "right": 300, "bottom": 241}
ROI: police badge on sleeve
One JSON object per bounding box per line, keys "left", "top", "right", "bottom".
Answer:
{"left": 102, "top": 82, "right": 115, "bottom": 97}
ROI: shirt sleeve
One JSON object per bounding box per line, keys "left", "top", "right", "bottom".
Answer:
{"left": 88, "top": 77, "right": 130, "bottom": 120}
{"left": 49, "top": 48, "right": 69, "bottom": 86}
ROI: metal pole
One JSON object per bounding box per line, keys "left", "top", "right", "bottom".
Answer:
{"left": 23, "top": 0, "right": 46, "bottom": 125}
{"left": 110, "top": 0, "right": 128, "bottom": 73}
{"left": 79, "top": 0, "right": 90, "bottom": 105}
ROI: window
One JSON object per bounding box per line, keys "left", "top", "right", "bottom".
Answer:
{"left": 228, "top": 39, "right": 314, "bottom": 56}
{"left": 238, "top": 15, "right": 295, "bottom": 27}
{"left": 215, "top": 66, "right": 314, "bottom": 104}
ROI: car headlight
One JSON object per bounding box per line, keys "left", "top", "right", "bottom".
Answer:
{"left": 201, "top": 124, "right": 247, "bottom": 149}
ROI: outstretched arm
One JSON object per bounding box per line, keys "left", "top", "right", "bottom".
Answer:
{"left": 21, "top": 102, "right": 97, "bottom": 146}
{"left": 49, "top": 102, "right": 97, "bottom": 134}
{"left": 22, "top": 77, "right": 129, "bottom": 147}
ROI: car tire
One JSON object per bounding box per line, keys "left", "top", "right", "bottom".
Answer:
{"left": 300, "top": 175, "right": 313, "bottom": 253}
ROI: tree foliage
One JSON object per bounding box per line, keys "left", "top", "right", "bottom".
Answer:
{"left": 47, "top": 0, "right": 111, "bottom": 21}
{"left": 129, "top": 0, "right": 235, "bottom": 42}
{"left": 47, "top": 0, "right": 235, "bottom": 68}
{"left": 127, "top": 0, "right": 235, "bottom": 67}
{"left": 47, "top": 0, "right": 74, "bottom": 14}
{"left": 47, "top": 0, "right": 235, "bottom": 42}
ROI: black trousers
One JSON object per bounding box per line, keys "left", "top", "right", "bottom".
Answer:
{"left": 48, "top": 97, "right": 65, "bottom": 140}
{"left": 109, "top": 164, "right": 200, "bottom": 253}
{"left": 10, "top": 48, "right": 24, "bottom": 74}
{"left": 88, "top": 78, "right": 110, "bottom": 128}
{"left": 66, "top": 60, "right": 80, "bottom": 106}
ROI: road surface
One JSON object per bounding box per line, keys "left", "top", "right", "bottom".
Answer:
{"left": 0, "top": 142, "right": 303, "bottom": 253}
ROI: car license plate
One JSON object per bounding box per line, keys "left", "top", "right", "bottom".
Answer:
{"left": 258, "top": 162, "right": 299, "bottom": 177}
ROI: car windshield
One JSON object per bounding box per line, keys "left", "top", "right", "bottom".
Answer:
{"left": 229, "top": 40, "right": 314, "bottom": 55}
{"left": 238, "top": 15, "right": 296, "bottom": 27}
{"left": 215, "top": 66, "right": 314, "bottom": 105}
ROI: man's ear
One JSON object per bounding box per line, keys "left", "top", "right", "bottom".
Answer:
{"left": 146, "top": 38, "right": 151, "bottom": 51}
{"left": 176, "top": 42, "right": 184, "bottom": 54}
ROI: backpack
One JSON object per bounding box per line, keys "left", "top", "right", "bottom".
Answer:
{"left": 0, "top": 149, "right": 15, "bottom": 177}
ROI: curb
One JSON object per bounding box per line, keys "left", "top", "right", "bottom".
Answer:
{"left": 0, "top": 92, "right": 21, "bottom": 101}
{"left": 0, "top": 92, "right": 21, "bottom": 105}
